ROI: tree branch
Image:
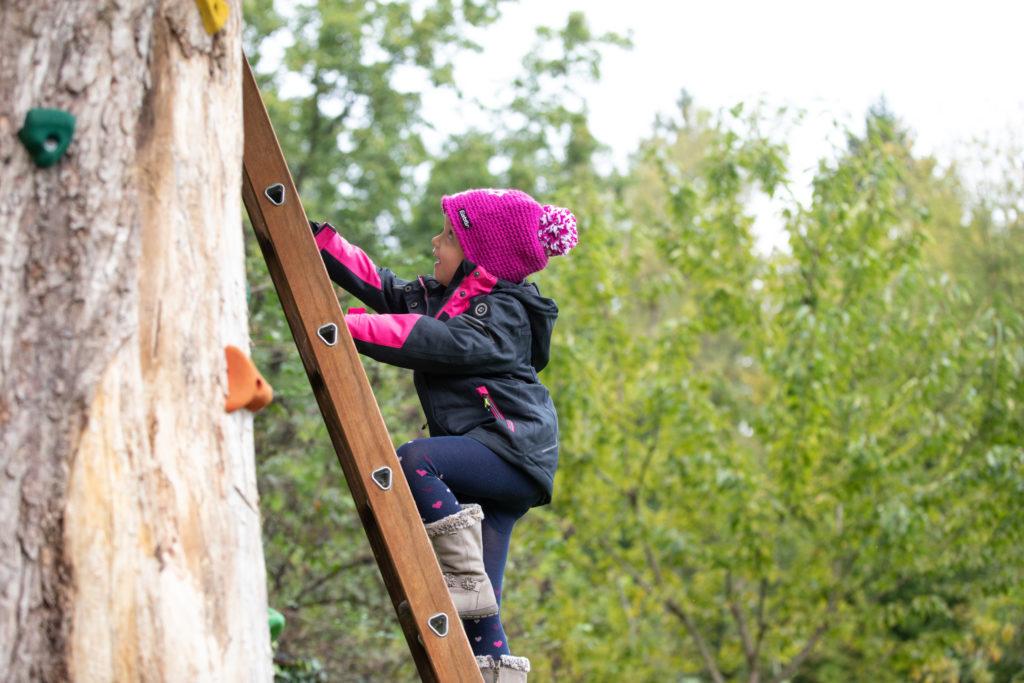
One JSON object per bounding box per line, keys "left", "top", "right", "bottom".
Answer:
{"left": 664, "top": 599, "right": 727, "bottom": 683}
{"left": 643, "top": 538, "right": 664, "bottom": 588}
{"left": 291, "top": 554, "right": 376, "bottom": 605}
{"left": 768, "top": 543, "right": 853, "bottom": 683}
{"left": 770, "top": 589, "right": 838, "bottom": 683}
{"left": 754, "top": 579, "right": 768, "bottom": 659}
{"left": 726, "top": 572, "right": 758, "bottom": 678}
{"left": 598, "top": 537, "right": 725, "bottom": 683}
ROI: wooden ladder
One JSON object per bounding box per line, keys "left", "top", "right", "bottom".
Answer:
{"left": 240, "top": 54, "right": 483, "bottom": 682}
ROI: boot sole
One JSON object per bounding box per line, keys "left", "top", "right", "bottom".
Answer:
{"left": 459, "top": 605, "right": 500, "bottom": 619}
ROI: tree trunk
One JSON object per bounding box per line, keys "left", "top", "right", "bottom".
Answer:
{"left": 0, "top": 2, "right": 271, "bottom": 680}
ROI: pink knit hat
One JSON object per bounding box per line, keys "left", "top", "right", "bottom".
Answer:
{"left": 441, "top": 189, "right": 578, "bottom": 282}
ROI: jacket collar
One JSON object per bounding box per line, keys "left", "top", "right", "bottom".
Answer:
{"left": 436, "top": 260, "right": 500, "bottom": 320}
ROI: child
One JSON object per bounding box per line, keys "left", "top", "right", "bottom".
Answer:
{"left": 311, "top": 189, "right": 577, "bottom": 682}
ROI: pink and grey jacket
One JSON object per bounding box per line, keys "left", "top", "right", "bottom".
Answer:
{"left": 313, "top": 221, "right": 561, "bottom": 505}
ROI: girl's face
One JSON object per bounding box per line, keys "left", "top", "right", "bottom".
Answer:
{"left": 432, "top": 216, "right": 466, "bottom": 287}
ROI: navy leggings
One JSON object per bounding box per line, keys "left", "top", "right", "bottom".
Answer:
{"left": 396, "top": 436, "right": 544, "bottom": 659}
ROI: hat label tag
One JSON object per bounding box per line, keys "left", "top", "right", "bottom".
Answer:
{"left": 457, "top": 208, "right": 472, "bottom": 229}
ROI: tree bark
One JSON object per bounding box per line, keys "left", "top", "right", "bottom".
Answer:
{"left": 0, "top": 2, "right": 271, "bottom": 680}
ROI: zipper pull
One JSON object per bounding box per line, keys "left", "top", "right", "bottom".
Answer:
{"left": 477, "top": 385, "right": 493, "bottom": 410}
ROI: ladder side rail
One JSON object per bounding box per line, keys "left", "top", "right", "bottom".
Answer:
{"left": 240, "top": 54, "right": 483, "bottom": 683}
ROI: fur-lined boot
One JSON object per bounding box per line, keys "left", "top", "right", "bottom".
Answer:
{"left": 476, "top": 654, "right": 531, "bottom": 682}
{"left": 424, "top": 504, "right": 498, "bottom": 619}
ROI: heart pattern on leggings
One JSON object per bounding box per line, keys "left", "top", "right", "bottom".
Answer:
{"left": 432, "top": 501, "right": 443, "bottom": 509}
{"left": 493, "top": 640, "right": 503, "bottom": 648}
{"left": 416, "top": 469, "right": 427, "bottom": 476}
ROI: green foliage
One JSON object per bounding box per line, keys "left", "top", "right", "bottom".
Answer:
{"left": 274, "top": 653, "right": 326, "bottom": 683}
{"left": 514, "top": 102, "right": 1024, "bottom": 682}
{"left": 243, "top": 3, "right": 1024, "bottom": 680}
{"left": 244, "top": 0, "right": 509, "bottom": 255}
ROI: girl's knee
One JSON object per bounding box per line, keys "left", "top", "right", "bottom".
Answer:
{"left": 396, "top": 440, "right": 430, "bottom": 474}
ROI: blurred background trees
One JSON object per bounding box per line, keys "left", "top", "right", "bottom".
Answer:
{"left": 242, "top": 2, "right": 1023, "bottom": 680}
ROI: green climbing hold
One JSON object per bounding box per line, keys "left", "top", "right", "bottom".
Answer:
{"left": 268, "top": 607, "right": 286, "bottom": 641}
{"left": 18, "top": 108, "right": 75, "bottom": 168}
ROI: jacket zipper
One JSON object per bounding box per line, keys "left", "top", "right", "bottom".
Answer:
{"left": 417, "top": 276, "right": 429, "bottom": 313}
{"left": 476, "top": 386, "right": 514, "bottom": 432}
{"left": 463, "top": 315, "right": 496, "bottom": 343}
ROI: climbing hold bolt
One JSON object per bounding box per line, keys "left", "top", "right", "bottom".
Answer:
{"left": 225, "top": 345, "right": 274, "bottom": 413}
{"left": 195, "top": 0, "right": 229, "bottom": 34}
{"left": 18, "top": 108, "right": 75, "bottom": 168}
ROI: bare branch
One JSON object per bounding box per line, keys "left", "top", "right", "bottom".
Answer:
{"left": 643, "top": 539, "right": 664, "bottom": 587}
{"left": 754, "top": 579, "right": 768, "bottom": 656}
{"left": 598, "top": 538, "right": 725, "bottom": 683}
{"left": 664, "top": 599, "right": 726, "bottom": 683}
{"left": 597, "top": 538, "right": 651, "bottom": 591}
{"left": 726, "top": 573, "right": 756, "bottom": 667}
{"left": 770, "top": 590, "right": 838, "bottom": 683}
{"left": 292, "top": 554, "right": 376, "bottom": 605}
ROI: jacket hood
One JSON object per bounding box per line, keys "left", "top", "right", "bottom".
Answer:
{"left": 445, "top": 260, "right": 558, "bottom": 372}
{"left": 500, "top": 279, "right": 558, "bottom": 372}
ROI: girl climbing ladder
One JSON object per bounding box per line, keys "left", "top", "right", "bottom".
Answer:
{"left": 311, "top": 188, "right": 577, "bottom": 681}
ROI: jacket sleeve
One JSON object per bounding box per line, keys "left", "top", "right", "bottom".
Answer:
{"left": 313, "top": 221, "right": 414, "bottom": 313}
{"left": 345, "top": 295, "right": 525, "bottom": 375}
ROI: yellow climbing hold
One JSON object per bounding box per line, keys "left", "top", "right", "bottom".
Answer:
{"left": 195, "top": 0, "right": 229, "bottom": 34}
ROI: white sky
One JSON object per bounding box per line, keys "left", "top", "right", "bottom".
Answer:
{"left": 272, "top": 0, "right": 1023, "bottom": 250}
{"left": 437, "top": 0, "right": 1022, "bottom": 166}
{"left": 417, "top": 0, "right": 1022, "bottom": 250}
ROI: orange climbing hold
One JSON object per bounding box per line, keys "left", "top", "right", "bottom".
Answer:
{"left": 225, "top": 345, "right": 273, "bottom": 412}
